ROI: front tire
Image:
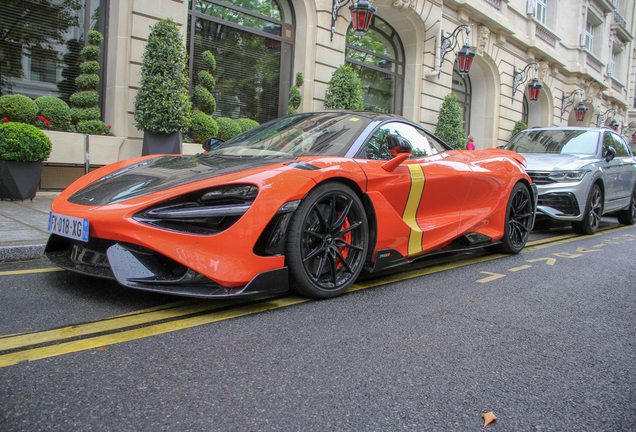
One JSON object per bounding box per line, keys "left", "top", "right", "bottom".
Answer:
{"left": 572, "top": 184, "right": 602, "bottom": 235}
{"left": 494, "top": 183, "right": 533, "bottom": 254}
{"left": 617, "top": 185, "right": 636, "bottom": 225}
{"left": 286, "top": 183, "right": 369, "bottom": 299}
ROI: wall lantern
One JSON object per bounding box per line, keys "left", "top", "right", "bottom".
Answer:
{"left": 632, "top": 132, "right": 636, "bottom": 145}
{"left": 378, "top": 59, "right": 393, "bottom": 81}
{"left": 262, "top": 24, "right": 281, "bottom": 50}
{"left": 331, "top": 0, "right": 376, "bottom": 41}
{"left": 559, "top": 89, "right": 587, "bottom": 122}
{"left": 512, "top": 62, "right": 542, "bottom": 103}
{"left": 596, "top": 108, "right": 616, "bottom": 128}
{"left": 425, "top": 24, "right": 474, "bottom": 79}
{"left": 609, "top": 119, "right": 620, "bottom": 131}
{"left": 620, "top": 121, "right": 636, "bottom": 136}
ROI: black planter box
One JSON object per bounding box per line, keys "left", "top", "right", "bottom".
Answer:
{"left": 0, "top": 160, "right": 44, "bottom": 200}
{"left": 142, "top": 131, "right": 182, "bottom": 156}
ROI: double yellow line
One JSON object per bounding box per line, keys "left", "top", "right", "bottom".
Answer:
{"left": 0, "top": 225, "right": 629, "bottom": 368}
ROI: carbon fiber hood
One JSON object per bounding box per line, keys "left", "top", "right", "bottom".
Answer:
{"left": 68, "top": 154, "right": 287, "bottom": 206}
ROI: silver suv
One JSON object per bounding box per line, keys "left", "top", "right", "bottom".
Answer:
{"left": 504, "top": 127, "right": 636, "bottom": 234}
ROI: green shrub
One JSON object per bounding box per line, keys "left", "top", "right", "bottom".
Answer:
{"left": 34, "top": 96, "right": 72, "bottom": 131}
{"left": 69, "top": 91, "right": 99, "bottom": 108}
{"left": 75, "top": 74, "right": 99, "bottom": 91}
{"left": 80, "top": 61, "right": 100, "bottom": 75}
{"left": 77, "top": 120, "right": 110, "bottom": 135}
{"left": 0, "top": 122, "right": 52, "bottom": 162}
{"left": 236, "top": 118, "right": 259, "bottom": 133}
{"left": 134, "top": 18, "right": 191, "bottom": 133}
{"left": 87, "top": 30, "right": 104, "bottom": 46}
{"left": 193, "top": 51, "right": 217, "bottom": 115}
{"left": 71, "top": 107, "right": 100, "bottom": 123}
{"left": 80, "top": 45, "right": 100, "bottom": 61}
{"left": 434, "top": 93, "right": 466, "bottom": 150}
{"left": 193, "top": 86, "right": 216, "bottom": 114}
{"left": 324, "top": 65, "right": 363, "bottom": 110}
{"left": 216, "top": 117, "right": 241, "bottom": 141}
{"left": 0, "top": 95, "right": 38, "bottom": 124}
{"left": 287, "top": 72, "right": 303, "bottom": 115}
{"left": 510, "top": 120, "right": 528, "bottom": 140}
{"left": 190, "top": 111, "right": 219, "bottom": 142}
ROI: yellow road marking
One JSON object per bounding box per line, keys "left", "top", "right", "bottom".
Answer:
{"left": 0, "top": 267, "right": 63, "bottom": 276}
{"left": 526, "top": 258, "right": 556, "bottom": 265}
{"left": 508, "top": 265, "right": 532, "bottom": 272}
{"left": 0, "top": 224, "right": 633, "bottom": 367}
{"left": 553, "top": 252, "right": 583, "bottom": 258}
{"left": 476, "top": 272, "right": 506, "bottom": 283}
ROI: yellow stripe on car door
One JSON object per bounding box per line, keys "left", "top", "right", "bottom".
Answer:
{"left": 404, "top": 164, "right": 426, "bottom": 256}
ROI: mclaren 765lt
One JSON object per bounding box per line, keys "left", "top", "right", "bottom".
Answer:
{"left": 45, "top": 111, "right": 537, "bottom": 299}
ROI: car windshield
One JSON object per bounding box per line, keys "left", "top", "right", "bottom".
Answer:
{"left": 506, "top": 130, "right": 599, "bottom": 155}
{"left": 202, "top": 112, "right": 374, "bottom": 158}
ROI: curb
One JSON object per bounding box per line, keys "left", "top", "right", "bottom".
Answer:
{"left": 0, "top": 244, "right": 46, "bottom": 263}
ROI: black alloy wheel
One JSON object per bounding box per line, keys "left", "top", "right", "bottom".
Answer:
{"left": 495, "top": 183, "right": 533, "bottom": 254}
{"left": 286, "top": 183, "right": 368, "bottom": 298}
{"left": 572, "top": 184, "right": 602, "bottom": 235}
{"left": 617, "top": 185, "right": 636, "bottom": 225}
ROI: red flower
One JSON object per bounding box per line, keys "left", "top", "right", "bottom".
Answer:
{"left": 69, "top": 121, "right": 72, "bottom": 125}
{"left": 45, "top": 120, "right": 50, "bottom": 126}
{"left": 39, "top": 116, "right": 45, "bottom": 121}
{"left": 2, "top": 117, "right": 8, "bottom": 123}
{"left": 107, "top": 125, "right": 111, "bottom": 129}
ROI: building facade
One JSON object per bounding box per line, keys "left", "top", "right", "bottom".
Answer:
{"left": 2, "top": 0, "right": 635, "bottom": 155}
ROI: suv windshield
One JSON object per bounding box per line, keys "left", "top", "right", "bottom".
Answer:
{"left": 506, "top": 130, "right": 599, "bottom": 155}
{"left": 203, "top": 112, "right": 374, "bottom": 158}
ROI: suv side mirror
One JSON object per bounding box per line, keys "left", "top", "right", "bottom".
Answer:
{"left": 387, "top": 134, "right": 412, "bottom": 156}
{"left": 202, "top": 137, "right": 225, "bottom": 152}
{"left": 604, "top": 146, "right": 616, "bottom": 162}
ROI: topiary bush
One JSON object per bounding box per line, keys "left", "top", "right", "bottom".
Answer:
{"left": 287, "top": 72, "right": 303, "bottom": 115}
{"left": 70, "top": 30, "right": 110, "bottom": 134}
{"left": 216, "top": 117, "right": 241, "bottom": 141}
{"left": 35, "top": 96, "right": 72, "bottom": 131}
{"left": 190, "top": 110, "right": 219, "bottom": 143}
{"left": 0, "top": 122, "right": 52, "bottom": 162}
{"left": 510, "top": 120, "right": 528, "bottom": 140}
{"left": 193, "top": 51, "right": 217, "bottom": 115}
{"left": 134, "top": 18, "right": 191, "bottom": 134}
{"left": 434, "top": 93, "right": 466, "bottom": 150}
{"left": 236, "top": 118, "right": 259, "bottom": 133}
{"left": 0, "top": 95, "right": 38, "bottom": 124}
{"left": 324, "top": 65, "right": 363, "bottom": 110}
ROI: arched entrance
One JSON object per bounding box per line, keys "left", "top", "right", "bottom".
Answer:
{"left": 345, "top": 15, "right": 405, "bottom": 115}
{"left": 452, "top": 62, "right": 471, "bottom": 137}
{"left": 186, "top": 0, "right": 295, "bottom": 123}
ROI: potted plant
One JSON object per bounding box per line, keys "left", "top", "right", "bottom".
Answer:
{"left": 190, "top": 50, "right": 218, "bottom": 143}
{"left": 0, "top": 122, "right": 52, "bottom": 200}
{"left": 434, "top": 93, "right": 466, "bottom": 150}
{"left": 134, "top": 18, "right": 191, "bottom": 155}
{"left": 324, "top": 65, "right": 363, "bottom": 110}
{"left": 510, "top": 120, "right": 528, "bottom": 140}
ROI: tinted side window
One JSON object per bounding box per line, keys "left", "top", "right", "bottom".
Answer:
{"left": 603, "top": 132, "right": 614, "bottom": 154}
{"left": 611, "top": 133, "right": 631, "bottom": 157}
{"left": 364, "top": 122, "right": 444, "bottom": 160}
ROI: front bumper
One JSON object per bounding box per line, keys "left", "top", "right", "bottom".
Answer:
{"left": 45, "top": 234, "right": 289, "bottom": 298}
{"left": 528, "top": 172, "right": 592, "bottom": 222}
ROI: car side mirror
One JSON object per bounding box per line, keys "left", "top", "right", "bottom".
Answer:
{"left": 387, "top": 134, "right": 412, "bottom": 156}
{"left": 202, "top": 137, "right": 225, "bottom": 152}
{"left": 604, "top": 146, "right": 616, "bottom": 162}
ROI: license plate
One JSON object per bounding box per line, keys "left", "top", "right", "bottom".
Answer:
{"left": 48, "top": 212, "right": 89, "bottom": 242}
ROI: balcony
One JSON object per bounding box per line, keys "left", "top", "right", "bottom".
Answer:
{"left": 612, "top": 10, "right": 633, "bottom": 42}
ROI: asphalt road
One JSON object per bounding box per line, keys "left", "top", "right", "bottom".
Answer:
{"left": 1, "top": 221, "right": 635, "bottom": 431}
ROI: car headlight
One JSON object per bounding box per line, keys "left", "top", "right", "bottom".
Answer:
{"left": 547, "top": 170, "right": 588, "bottom": 182}
{"left": 133, "top": 184, "right": 259, "bottom": 235}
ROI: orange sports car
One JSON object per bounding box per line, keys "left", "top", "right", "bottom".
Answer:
{"left": 45, "top": 111, "right": 537, "bottom": 299}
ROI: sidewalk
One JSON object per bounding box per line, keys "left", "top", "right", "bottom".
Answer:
{"left": 0, "top": 192, "right": 59, "bottom": 262}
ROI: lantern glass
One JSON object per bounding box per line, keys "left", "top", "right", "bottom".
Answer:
{"left": 609, "top": 120, "right": 619, "bottom": 131}
{"left": 574, "top": 102, "right": 587, "bottom": 122}
{"left": 632, "top": 133, "right": 636, "bottom": 144}
{"left": 349, "top": 1, "right": 376, "bottom": 36}
{"left": 528, "top": 78, "right": 542, "bottom": 102}
{"left": 456, "top": 45, "right": 475, "bottom": 76}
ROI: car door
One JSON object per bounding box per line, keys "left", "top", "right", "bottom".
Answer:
{"left": 357, "top": 121, "right": 473, "bottom": 258}
{"left": 602, "top": 131, "right": 623, "bottom": 205}
{"left": 609, "top": 132, "right": 636, "bottom": 207}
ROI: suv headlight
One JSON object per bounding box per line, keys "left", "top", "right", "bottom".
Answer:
{"left": 548, "top": 170, "right": 588, "bottom": 182}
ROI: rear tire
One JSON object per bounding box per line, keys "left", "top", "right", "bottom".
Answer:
{"left": 285, "top": 183, "right": 368, "bottom": 299}
{"left": 617, "top": 185, "right": 636, "bottom": 225}
{"left": 494, "top": 183, "right": 533, "bottom": 254}
{"left": 572, "top": 184, "right": 602, "bottom": 235}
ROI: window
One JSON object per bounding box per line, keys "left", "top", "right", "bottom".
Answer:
{"left": 345, "top": 16, "right": 405, "bottom": 115}
{"left": 187, "top": 0, "right": 295, "bottom": 123}
{"left": 0, "top": 0, "right": 108, "bottom": 107}
{"left": 585, "top": 21, "right": 594, "bottom": 52}
{"left": 610, "top": 133, "right": 631, "bottom": 157}
{"left": 535, "top": 0, "right": 547, "bottom": 25}
{"left": 363, "top": 122, "right": 448, "bottom": 160}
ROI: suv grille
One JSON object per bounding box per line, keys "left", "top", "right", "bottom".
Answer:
{"left": 526, "top": 171, "right": 555, "bottom": 185}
